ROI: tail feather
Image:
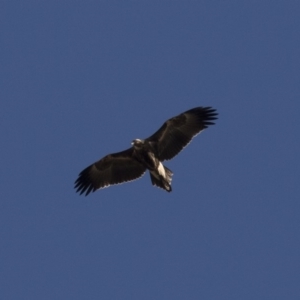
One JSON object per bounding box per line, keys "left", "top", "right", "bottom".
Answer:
{"left": 150, "top": 165, "right": 173, "bottom": 192}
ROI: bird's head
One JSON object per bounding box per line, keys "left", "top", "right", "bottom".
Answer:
{"left": 131, "top": 139, "right": 144, "bottom": 148}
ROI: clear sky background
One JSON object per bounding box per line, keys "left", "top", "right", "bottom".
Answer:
{"left": 1, "top": 1, "right": 299, "bottom": 299}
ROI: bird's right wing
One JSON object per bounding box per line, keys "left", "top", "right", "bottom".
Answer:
{"left": 75, "top": 148, "right": 146, "bottom": 196}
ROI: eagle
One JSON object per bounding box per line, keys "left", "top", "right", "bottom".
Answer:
{"left": 75, "top": 106, "right": 218, "bottom": 195}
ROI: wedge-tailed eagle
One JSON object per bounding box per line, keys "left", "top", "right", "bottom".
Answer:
{"left": 75, "top": 106, "right": 218, "bottom": 195}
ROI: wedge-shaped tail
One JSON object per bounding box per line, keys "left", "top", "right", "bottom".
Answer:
{"left": 150, "top": 165, "right": 173, "bottom": 192}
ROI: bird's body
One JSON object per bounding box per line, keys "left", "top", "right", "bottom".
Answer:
{"left": 131, "top": 139, "right": 173, "bottom": 192}
{"left": 75, "top": 106, "right": 218, "bottom": 195}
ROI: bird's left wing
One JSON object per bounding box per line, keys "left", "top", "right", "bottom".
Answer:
{"left": 145, "top": 107, "right": 218, "bottom": 161}
{"left": 75, "top": 148, "right": 146, "bottom": 196}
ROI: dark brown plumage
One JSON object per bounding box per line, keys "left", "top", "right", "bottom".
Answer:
{"left": 75, "top": 106, "right": 218, "bottom": 195}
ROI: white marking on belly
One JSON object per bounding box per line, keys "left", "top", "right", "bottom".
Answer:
{"left": 157, "top": 162, "right": 165, "bottom": 178}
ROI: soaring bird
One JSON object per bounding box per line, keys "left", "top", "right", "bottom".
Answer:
{"left": 75, "top": 106, "right": 218, "bottom": 195}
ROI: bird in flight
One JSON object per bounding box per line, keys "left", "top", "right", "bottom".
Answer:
{"left": 75, "top": 106, "right": 218, "bottom": 195}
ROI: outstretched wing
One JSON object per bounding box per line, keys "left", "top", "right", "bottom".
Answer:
{"left": 146, "top": 107, "right": 218, "bottom": 161}
{"left": 75, "top": 148, "right": 146, "bottom": 196}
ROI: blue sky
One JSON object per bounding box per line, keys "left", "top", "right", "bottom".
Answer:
{"left": 1, "top": 1, "right": 300, "bottom": 299}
